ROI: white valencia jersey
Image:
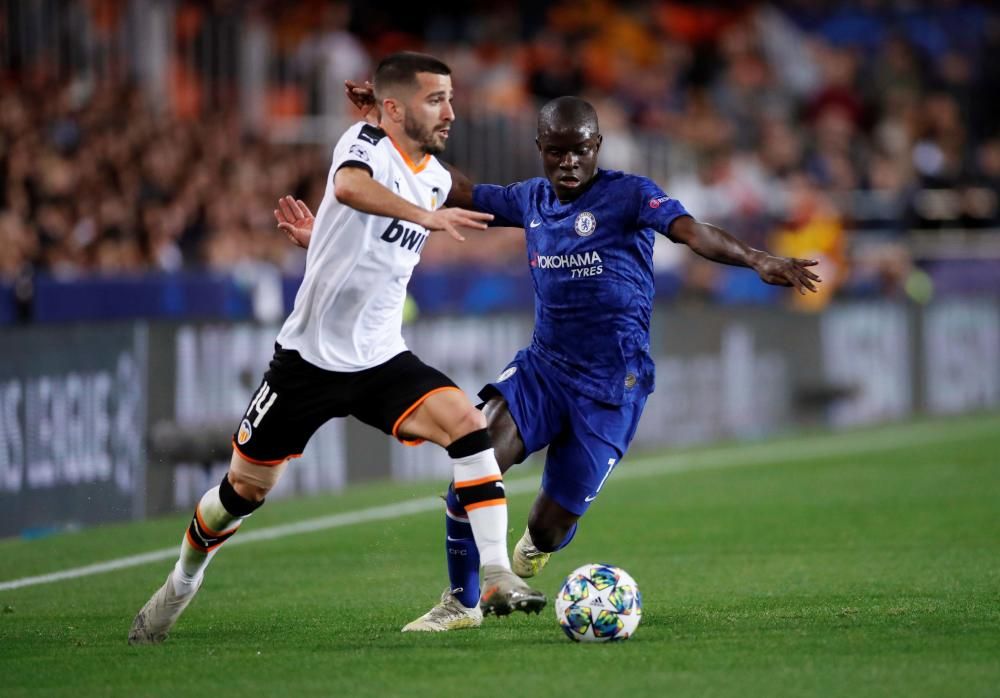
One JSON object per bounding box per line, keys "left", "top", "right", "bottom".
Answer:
{"left": 276, "top": 122, "right": 451, "bottom": 371}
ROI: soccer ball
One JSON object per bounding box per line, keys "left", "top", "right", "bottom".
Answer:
{"left": 555, "top": 563, "right": 642, "bottom": 642}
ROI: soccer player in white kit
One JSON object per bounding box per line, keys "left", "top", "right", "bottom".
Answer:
{"left": 128, "top": 53, "right": 546, "bottom": 645}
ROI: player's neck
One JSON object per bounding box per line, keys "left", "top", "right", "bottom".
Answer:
{"left": 380, "top": 123, "right": 427, "bottom": 166}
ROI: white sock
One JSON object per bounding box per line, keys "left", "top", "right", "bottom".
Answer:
{"left": 171, "top": 485, "right": 246, "bottom": 595}
{"left": 452, "top": 448, "right": 510, "bottom": 570}
{"left": 172, "top": 558, "right": 209, "bottom": 596}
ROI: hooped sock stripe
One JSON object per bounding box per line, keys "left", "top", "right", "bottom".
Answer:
{"left": 454, "top": 474, "right": 502, "bottom": 488}
{"left": 464, "top": 498, "right": 506, "bottom": 511}
{"left": 446, "top": 522, "right": 473, "bottom": 539}
{"left": 445, "top": 483, "right": 467, "bottom": 517}
{"left": 454, "top": 480, "right": 506, "bottom": 507}
{"left": 184, "top": 529, "right": 209, "bottom": 553}
{"left": 186, "top": 515, "right": 239, "bottom": 553}
{"left": 194, "top": 505, "right": 238, "bottom": 539}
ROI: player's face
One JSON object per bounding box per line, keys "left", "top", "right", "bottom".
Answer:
{"left": 536, "top": 127, "right": 602, "bottom": 202}
{"left": 402, "top": 73, "right": 455, "bottom": 155}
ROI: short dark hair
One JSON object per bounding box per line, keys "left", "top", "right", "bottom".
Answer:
{"left": 538, "top": 96, "right": 600, "bottom": 136}
{"left": 373, "top": 52, "right": 451, "bottom": 99}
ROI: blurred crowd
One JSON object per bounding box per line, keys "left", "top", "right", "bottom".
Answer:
{"left": 1, "top": 0, "right": 998, "bottom": 311}
{"left": 0, "top": 84, "right": 328, "bottom": 284}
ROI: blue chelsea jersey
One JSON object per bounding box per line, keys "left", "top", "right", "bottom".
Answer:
{"left": 473, "top": 169, "right": 690, "bottom": 405}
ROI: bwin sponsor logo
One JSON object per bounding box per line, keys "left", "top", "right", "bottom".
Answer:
{"left": 380, "top": 219, "right": 428, "bottom": 253}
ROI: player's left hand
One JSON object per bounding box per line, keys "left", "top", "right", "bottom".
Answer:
{"left": 274, "top": 195, "right": 314, "bottom": 249}
{"left": 752, "top": 254, "right": 821, "bottom": 295}
{"left": 420, "top": 207, "right": 494, "bottom": 243}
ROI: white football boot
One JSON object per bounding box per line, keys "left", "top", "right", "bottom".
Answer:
{"left": 402, "top": 588, "right": 483, "bottom": 632}
{"left": 128, "top": 572, "right": 202, "bottom": 645}
{"left": 479, "top": 564, "right": 547, "bottom": 616}
{"left": 511, "top": 527, "right": 551, "bottom": 579}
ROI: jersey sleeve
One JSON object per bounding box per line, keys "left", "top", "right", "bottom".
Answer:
{"left": 633, "top": 176, "right": 691, "bottom": 240}
{"left": 472, "top": 182, "right": 528, "bottom": 227}
{"left": 331, "top": 123, "right": 389, "bottom": 180}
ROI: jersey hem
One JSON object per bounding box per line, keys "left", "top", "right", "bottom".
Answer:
{"left": 231, "top": 439, "right": 303, "bottom": 466}
{"left": 392, "top": 385, "right": 463, "bottom": 446}
{"left": 274, "top": 339, "right": 409, "bottom": 374}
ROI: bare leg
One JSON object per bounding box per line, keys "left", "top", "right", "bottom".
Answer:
{"left": 481, "top": 395, "right": 527, "bottom": 473}
{"left": 526, "top": 489, "right": 580, "bottom": 553}
{"left": 482, "top": 395, "right": 579, "bottom": 554}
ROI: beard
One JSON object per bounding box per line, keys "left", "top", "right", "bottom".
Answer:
{"left": 404, "top": 111, "right": 446, "bottom": 155}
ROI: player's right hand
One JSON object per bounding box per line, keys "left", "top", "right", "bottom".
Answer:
{"left": 345, "top": 80, "right": 378, "bottom": 125}
{"left": 753, "top": 254, "right": 821, "bottom": 295}
{"left": 420, "top": 207, "right": 494, "bottom": 242}
{"left": 274, "top": 195, "right": 315, "bottom": 249}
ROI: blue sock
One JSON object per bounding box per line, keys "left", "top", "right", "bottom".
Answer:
{"left": 553, "top": 522, "right": 578, "bottom": 551}
{"left": 445, "top": 483, "right": 480, "bottom": 609}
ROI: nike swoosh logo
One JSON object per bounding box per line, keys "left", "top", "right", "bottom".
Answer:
{"left": 529, "top": 219, "right": 541, "bottom": 228}
{"left": 584, "top": 494, "right": 597, "bottom": 502}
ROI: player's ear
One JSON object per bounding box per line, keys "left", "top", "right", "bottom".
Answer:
{"left": 534, "top": 137, "right": 542, "bottom": 153}
{"left": 382, "top": 97, "right": 404, "bottom": 124}
{"left": 595, "top": 134, "right": 603, "bottom": 153}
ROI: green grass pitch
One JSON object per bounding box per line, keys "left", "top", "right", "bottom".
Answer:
{"left": 1, "top": 412, "right": 998, "bottom": 697}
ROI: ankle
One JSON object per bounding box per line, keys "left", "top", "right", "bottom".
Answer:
{"left": 171, "top": 563, "right": 202, "bottom": 595}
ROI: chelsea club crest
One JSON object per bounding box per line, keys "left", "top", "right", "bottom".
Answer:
{"left": 574, "top": 211, "right": 597, "bottom": 237}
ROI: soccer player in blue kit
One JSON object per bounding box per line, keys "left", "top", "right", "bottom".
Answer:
{"left": 280, "top": 91, "right": 820, "bottom": 631}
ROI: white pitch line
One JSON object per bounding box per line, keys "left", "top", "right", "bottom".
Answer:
{"left": 0, "top": 484, "right": 538, "bottom": 593}
{"left": 0, "top": 417, "right": 995, "bottom": 593}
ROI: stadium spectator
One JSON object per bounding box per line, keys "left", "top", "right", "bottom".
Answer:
{"left": 1, "top": 0, "right": 997, "bottom": 308}
{"left": 770, "top": 173, "right": 847, "bottom": 311}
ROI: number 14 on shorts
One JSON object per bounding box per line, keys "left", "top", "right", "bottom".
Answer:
{"left": 247, "top": 381, "right": 278, "bottom": 427}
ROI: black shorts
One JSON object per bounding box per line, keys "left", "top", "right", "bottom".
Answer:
{"left": 232, "top": 345, "right": 459, "bottom": 464}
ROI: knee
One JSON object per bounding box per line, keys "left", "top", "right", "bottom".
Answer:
{"left": 228, "top": 453, "right": 288, "bottom": 502}
{"left": 228, "top": 471, "right": 270, "bottom": 502}
{"left": 447, "top": 406, "right": 487, "bottom": 443}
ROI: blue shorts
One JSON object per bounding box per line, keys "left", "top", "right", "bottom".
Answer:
{"left": 479, "top": 348, "right": 647, "bottom": 516}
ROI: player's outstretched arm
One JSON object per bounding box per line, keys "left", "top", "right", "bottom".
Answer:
{"left": 668, "top": 216, "right": 821, "bottom": 295}
{"left": 274, "top": 195, "right": 314, "bottom": 248}
{"left": 441, "top": 161, "right": 477, "bottom": 209}
{"left": 335, "top": 167, "right": 493, "bottom": 242}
